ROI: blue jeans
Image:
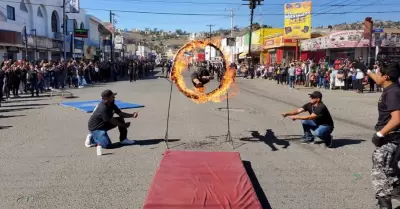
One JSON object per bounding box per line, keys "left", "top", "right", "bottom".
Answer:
{"left": 89, "top": 117, "right": 128, "bottom": 148}
{"left": 90, "top": 130, "right": 112, "bottom": 148}
{"left": 318, "top": 76, "right": 325, "bottom": 87}
{"left": 302, "top": 120, "right": 333, "bottom": 141}
{"left": 78, "top": 76, "right": 84, "bottom": 86}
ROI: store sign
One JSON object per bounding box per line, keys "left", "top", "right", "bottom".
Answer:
{"left": 74, "top": 29, "right": 88, "bottom": 38}
{"left": 379, "top": 33, "right": 400, "bottom": 47}
{"left": 300, "top": 36, "right": 329, "bottom": 51}
{"left": 283, "top": 1, "right": 312, "bottom": 39}
{"left": 264, "top": 36, "right": 297, "bottom": 49}
{"left": 74, "top": 39, "right": 84, "bottom": 49}
{"left": 67, "top": 0, "right": 80, "bottom": 13}
{"left": 27, "top": 35, "right": 63, "bottom": 49}
{"left": 328, "top": 30, "right": 369, "bottom": 48}
{"left": 114, "top": 35, "right": 123, "bottom": 44}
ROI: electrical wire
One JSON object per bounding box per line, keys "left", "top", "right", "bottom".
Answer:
{"left": 97, "top": 0, "right": 400, "bottom": 7}
{"left": 1, "top": 0, "right": 400, "bottom": 11}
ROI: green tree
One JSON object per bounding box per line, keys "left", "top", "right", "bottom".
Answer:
{"left": 262, "top": 24, "right": 272, "bottom": 28}
{"left": 175, "top": 29, "right": 183, "bottom": 35}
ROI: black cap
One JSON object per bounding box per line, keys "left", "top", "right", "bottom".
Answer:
{"left": 101, "top": 89, "right": 117, "bottom": 98}
{"left": 308, "top": 91, "right": 323, "bottom": 99}
{"left": 381, "top": 62, "right": 400, "bottom": 80}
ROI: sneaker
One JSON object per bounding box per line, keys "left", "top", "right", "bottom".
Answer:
{"left": 301, "top": 138, "right": 314, "bottom": 144}
{"left": 120, "top": 139, "right": 136, "bottom": 145}
{"left": 324, "top": 135, "right": 333, "bottom": 148}
{"left": 85, "top": 134, "right": 95, "bottom": 148}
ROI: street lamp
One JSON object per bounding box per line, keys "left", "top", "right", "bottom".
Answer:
{"left": 31, "top": 29, "right": 37, "bottom": 60}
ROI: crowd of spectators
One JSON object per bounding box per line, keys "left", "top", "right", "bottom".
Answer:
{"left": 236, "top": 56, "right": 387, "bottom": 93}
{"left": 0, "top": 59, "right": 156, "bottom": 106}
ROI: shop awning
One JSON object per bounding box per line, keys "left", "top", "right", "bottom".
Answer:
{"left": 239, "top": 52, "right": 247, "bottom": 59}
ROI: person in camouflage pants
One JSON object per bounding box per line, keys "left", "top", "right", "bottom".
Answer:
{"left": 367, "top": 62, "right": 400, "bottom": 209}
{"left": 372, "top": 142, "right": 399, "bottom": 197}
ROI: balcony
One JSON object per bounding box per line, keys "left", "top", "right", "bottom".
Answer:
{"left": 53, "top": 32, "right": 63, "bottom": 41}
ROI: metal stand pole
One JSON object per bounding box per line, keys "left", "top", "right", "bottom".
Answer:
{"left": 225, "top": 91, "right": 233, "bottom": 147}
{"left": 164, "top": 78, "right": 173, "bottom": 149}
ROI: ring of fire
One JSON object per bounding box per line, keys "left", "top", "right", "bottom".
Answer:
{"left": 170, "top": 40, "right": 236, "bottom": 104}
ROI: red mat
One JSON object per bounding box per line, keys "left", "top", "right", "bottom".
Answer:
{"left": 143, "top": 150, "right": 262, "bottom": 209}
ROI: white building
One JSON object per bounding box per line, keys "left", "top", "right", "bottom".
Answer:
{"left": 0, "top": 0, "right": 105, "bottom": 62}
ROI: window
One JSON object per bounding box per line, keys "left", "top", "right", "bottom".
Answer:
{"left": 20, "top": 0, "right": 28, "bottom": 13}
{"left": 37, "top": 7, "right": 43, "bottom": 18}
{"left": 80, "top": 22, "right": 84, "bottom": 29}
{"left": 7, "top": 6, "right": 15, "bottom": 21}
{"left": 51, "top": 11, "right": 58, "bottom": 32}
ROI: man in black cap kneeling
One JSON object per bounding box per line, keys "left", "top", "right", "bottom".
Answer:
{"left": 281, "top": 91, "right": 334, "bottom": 147}
{"left": 85, "top": 89, "right": 138, "bottom": 148}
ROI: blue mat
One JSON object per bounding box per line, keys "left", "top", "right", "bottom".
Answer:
{"left": 60, "top": 100, "right": 145, "bottom": 113}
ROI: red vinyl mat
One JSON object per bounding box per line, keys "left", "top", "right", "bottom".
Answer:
{"left": 143, "top": 150, "right": 262, "bottom": 209}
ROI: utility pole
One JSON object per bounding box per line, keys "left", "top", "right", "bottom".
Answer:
{"left": 229, "top": 8, "right": 234, "bottom": 63}
{"left": 110, "top": 10, "right": 115, "bottom": 63}
{"left": 242, "top": 0, "right": 263, "bottom": 64}
{"left": 62, "top": 0, "right": 66, "bottom": 61}
{"left": 206, "top": 24, "right": 215, "bottom": 61}
{"left": 23, "top": 26, "right": 28, "bottom": 60}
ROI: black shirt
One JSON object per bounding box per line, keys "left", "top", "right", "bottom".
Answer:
{"left": 376, "top": 84, "right": 400, "bottom": 131}
{"left": 191, "top": 68, "right": 210, "bottom": 86}
{"left": 302, "top": 102, "right": 334, "bottom": 127}
{"left": 88, "top": 101, "right": 121, "bottom": 131}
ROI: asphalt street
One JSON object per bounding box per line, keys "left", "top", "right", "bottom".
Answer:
{"left": 0, "top": 68, "right": 391, "bottom": 209}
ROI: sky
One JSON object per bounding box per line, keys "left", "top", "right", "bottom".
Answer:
{"left": 80, "top": 0, "right": 400, "bottom": 33}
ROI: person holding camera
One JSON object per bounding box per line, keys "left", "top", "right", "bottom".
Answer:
{"left": 85, "top": 89, "right": 138, "bottom": 148}
{"left": 367, "top": 62, "right": 400, "bottom": 209}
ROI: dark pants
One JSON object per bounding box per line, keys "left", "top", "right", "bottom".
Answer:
{"left": 369, "top": 78, "right": 375, "bottom": 92}
{"left": 12, "top": 81, "right": 20, "bottom": 96}
{"left": 30, "top": 82, "right": 39, "bottom": 97}
{"left": 356, "top": 79, "right": 363, "bottom": 93}
{"left": 0, "top": 82, "right": 3, "bottom": 105}
{"left": 129, "top": 70, "right": 134, "bottom": 82}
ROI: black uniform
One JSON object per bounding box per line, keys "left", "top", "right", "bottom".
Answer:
{"left": 191, "top": 68, "right": 211, "bottom": 87}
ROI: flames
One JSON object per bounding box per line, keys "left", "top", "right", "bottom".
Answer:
{"left": 170, "top": 40, "right": 238, "bottom": 104}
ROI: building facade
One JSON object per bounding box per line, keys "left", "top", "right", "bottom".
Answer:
{"left": 0, "top": 0, "right": 106, "bottom": 62}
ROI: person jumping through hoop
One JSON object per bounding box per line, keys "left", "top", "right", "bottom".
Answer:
{"left": 191, "top": 61, "right": 214, "bottom": 90}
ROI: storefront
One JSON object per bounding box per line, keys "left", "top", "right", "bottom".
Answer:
{"left": 0, "top": 30, "right": 23, "bottom": 62}
{"left": 301, "top": 30, "right": 372, "bottom": 63}
{"left": 377, "top": 30, "right": 400, "bottom": 62}
{"left": 24, "top": 35, "right": 63, "bottom": 61}
{"left": 300, "top": 35, "right": 328, "bottom": 61}
{"left": 263, "top": 35, "right": 297, "bottom": 65}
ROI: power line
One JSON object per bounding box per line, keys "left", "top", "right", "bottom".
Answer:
{"left": 2, "top": 0, "right": 400, "bottom": 7}
{"left": 332, "top": 0, "right": 388, "bottom": 16}
{"left": 98, "top": 0, "right": 400, "bottom": 7}
{"left": 1, "top": 0, "right": 399, "bottom": 17}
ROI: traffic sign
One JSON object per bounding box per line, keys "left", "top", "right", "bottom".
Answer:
{"left": 372, "top": 29, "right": 384, "bottom": 33}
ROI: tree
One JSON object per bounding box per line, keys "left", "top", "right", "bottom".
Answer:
{"left": 251, "top": 23, "right": 261, "bottom": 31}
{"left": 175, "top": 29, "right": 183, "bottom": 35}
{"left": 262, "top": 24, "right": 272, "bottom": 28}
{"left": 153, "top": 28, "right": 158, "bottom": 33}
